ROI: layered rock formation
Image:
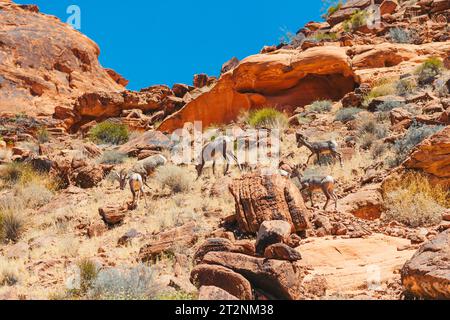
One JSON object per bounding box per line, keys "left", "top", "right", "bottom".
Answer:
{"left": 159, "top": 47, "right": 356, "bottom": 132}
{"left": 0, "top": 0, "right": 123, "bottom": 116}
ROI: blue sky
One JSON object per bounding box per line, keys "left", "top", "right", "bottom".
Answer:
{"left": 15, "top": 0, "right": 324, "bottom": 90}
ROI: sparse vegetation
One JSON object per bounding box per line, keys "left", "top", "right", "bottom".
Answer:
{"left": 376, "top": 100, "right": 405, "bottom": 112}
{"left": 247, "top": 108, "right": 289, "bottom": 129}
{"left": 415, "top": 57, "right": 445, "bottom": 85}
{"left": 89, "top": 265, "right": 155, "bottom": 300}
{"left": 155, "top": 165, "right": 191, "bottom": 194}
{"left": 335, "top": 108, "right": 363, "bottom": 123}
{"left": 155, "top": 291, "right": 197, "bottom": 300}
{"left": 307, "top": 100, "right": 333, "bottom": 113}
{"left": 98, "top": 150, "right": 128, "bottom": 165}
{"left": 0, "top": 258, "right": 21, "bottom": 287}
{"left": 383, "top": 173, "right": 449, "bottom": 227}
{"left": 36, "top": 127, "right": 50, "bottom": 143}
{"left": 88, "top": 121, "right": 129, "bottom": 145}
{"left": 343, "top": 10, "right": 368, "bottom": 32}
{"left": 395, "top": 78, "right": 417, "bottom": 96}
{"left": 363, "top": 79, "right": 396, "bottom": 106}
{"left": 389, "top": 123, "right": 444, "bottom": 167}
{"left": 0, "top": 211, "right": 24, "bottom": 243}
{"left": 322, "top": 0, "right": 342, "bottom": 18}
{"left": 77, "top": 258, "right": 99, "bottom": 294}
{"left": 388, "top": 27, "right": 418, "bottom": 44}
{"left": 307, "top": 32, "right": 338, "bottom": 42}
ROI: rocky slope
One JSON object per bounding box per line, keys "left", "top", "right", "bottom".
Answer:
{"left": 0, "top": 0, "right": 449, "bottom": 301}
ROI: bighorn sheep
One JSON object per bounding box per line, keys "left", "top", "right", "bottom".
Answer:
{"left": 195, "top": 136, "right": 242, "bottom": 179}
{"left": 296, "top": 132, "right": 343, "bottom": 167}
{"left": 291, "top": 164, "right": 338, "bottom": 211}
{"left": 115, "top": 169, "right": 148, "bottom": 208}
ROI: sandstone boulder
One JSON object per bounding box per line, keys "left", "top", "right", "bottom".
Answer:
{"left": 198, "top": 286, "right": 239, "bottom": 300}
{"left": 401, "top": 229, "right": 450, "bottom": 299}
{"left": 255, "top": 220, "right": 292, "bottom": 255}
{"left": 99, "top": 205, "right": 127, "bottom": 226}
{"left": 202, "top": 251, "right": 306, "bottom": 300}
{"left": 191, "top": 264, "right": 253, "bottom": 300}
{"left": 193, "top": 238, "right": 255, "bottom": 265}
{"left": 264, "top": 243, "right": 302, "bottom": 262}
{"left": 404, "top": 126, "right": 450, "bottom": 185}
{"left": 139, "top": 222, "right": 198, "bottom": 262}
{"left": 339, "top": 184, "right": 384, "bottom": 220}
{"left": 229, "top": 172, "right": 311, "bottom": 234}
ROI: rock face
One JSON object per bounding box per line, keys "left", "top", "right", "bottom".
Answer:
{"left": 255, "top": 220, "right": 292, "bottom": 255}
{"left": 404, "top": 126, "right": 450, "bottom": 186}
{"left": 190, "top": 264, "right": 254, "bottom": 300}
{"left": 229, "top": 173, "right": 311, "bottom": 234}
{"left": 0, "top": 1, "right": 123, "bottom": 116}
{"left": 201, "top": 251, "right": 306, "bottom": 300}
{"left": 198, "top": 286, "right": 239, "bottom": 300}
{"left": 339, "top": 184, "right": 384, "bottom": 220}
{"left": 159, "top": 47, "right": 356, "bottom": 132}
{"left": 401, "top": 230, "right": 450, "bottom": 299}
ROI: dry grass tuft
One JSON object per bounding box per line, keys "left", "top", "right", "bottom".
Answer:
{"left": 155, "top": 165, "right": 192, "bottom": 194}
{"left": 382, "top": 172, "right": 449, "bottom": 227}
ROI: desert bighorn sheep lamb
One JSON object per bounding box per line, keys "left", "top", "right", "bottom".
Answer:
{"left": 291, "top": 164, "right": 338, "bottom": 211}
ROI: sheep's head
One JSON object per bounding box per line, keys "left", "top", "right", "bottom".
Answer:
{"left": 114, "top": 169, "right": 128, "bottom": 190}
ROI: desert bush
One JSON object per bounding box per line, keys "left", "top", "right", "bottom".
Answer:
{"left": 389, "top": 123, "right": 444, "bottom": 166}
{"left": 307, "top": 100, "right": 333, "bottom": 113}
{"left": 363, "top": 80, "right": 396, "bottom": 106}
{"left": 416, "top": 57, "right": 445, "bottom": 85}
{"left": 155, "top": 165, "right": 191, "bottom": 194}
{"left": 376, "top": 100, "right": 405, "bottom": 112}
{"left": 322, "top": 0, "right": 343, "bottom": 18}
{"left": 388, "top": 27, "right": 418, "bottom": 44}
{"left": 0, "top": 211, "right": 24, "bottom": 243}
{"left": 247, "top": 108, "right": 289, "bottom": 129}
{"left": 36, "top": 127, "right": 50, "bottom": 143}
{"left": 335, "top": 108, "right": 363, "bottom": 123}
{"left": 16, "top": 182, "right": 54, "bottom": 208}
{"left": 307, "top": 32, "right": 338, "bottom": 42}
{"left": 0, "top": 258, "right": 20, "bottom": 287}
{"left": 0, "top": 162, "right": 59, "bottom": 190}
{"left": 98, "top": 151, "right": 128, "bottom": 165}
{"left": 77, "top": 258, "right": 99, "bottom": 294}
{"left": 358, "top": 133, "right": 376, "bottom": 150}
{"left": 89, "top": 265, "right": 155, "bottom": 300}
{"left": 370, "top": 142, "right": 389, "bottom": 159}
{"left": 396, "top": 78, "right": 417, "bottom": 96}
{"left": 383, "top": 173, "right": 449, "bottom": 227}
{"left": 88, "top": 121, "right": 129, "bottom": 145}
{"left": 343, "top": 10, "right": 368, "bottom": 32}
{"left": 357, "top": 119, "right": 388, "bottom": 139}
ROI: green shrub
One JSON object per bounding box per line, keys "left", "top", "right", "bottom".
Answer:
{"left": 358, "top": 119, "right": 388, "bottom": 139}
{"left": 307, "top": 32, "right": 338, "bottom": 42}
{"left": 343, "top": 10, "right": 368, "bottom": 32}
{"left": 415, "top": 57, "right": 445, "bottom": 85}
{"left": 363, "top": 80, "right": 396, "bottom": 106}
{"left": 99, "top": 151, "right": 128, "bottom": 165}
{"left": 335, "top": 108, "right": 363, "bottom": 123}
{"left": 78, "top": 258, "right": 99, "bottom": 294}
{"left": 307, "top": 100, "right": 333, "bottom": 113}
{"left": 322, "top": 0, "right": 343, "bottom": 18}
{"left": 88, "top": 121, "right": 129, "bottom": 145}
{"left": 371, "top": 143, "right": 389, "bottom": 159}
{"left": 247, "top": 108, "right": 288, "bottom": 129}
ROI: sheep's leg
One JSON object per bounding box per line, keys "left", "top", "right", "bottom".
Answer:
{"left": 317, "top": 153, "right": 322, "bottom": 166}
{"left": 142, "top": 187, "right": 149, "bottom": 208}
{"left": 212, "top": 159, "right": 216, "bottom": 176}
{"left": 323, "top": 191, "right": 331, "bottom": 211}
{"left": 307, "top": 153, "right": 314, "bottom": 164}
{"left": 310, "top": 192, "right": 314, "bottom": 208}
